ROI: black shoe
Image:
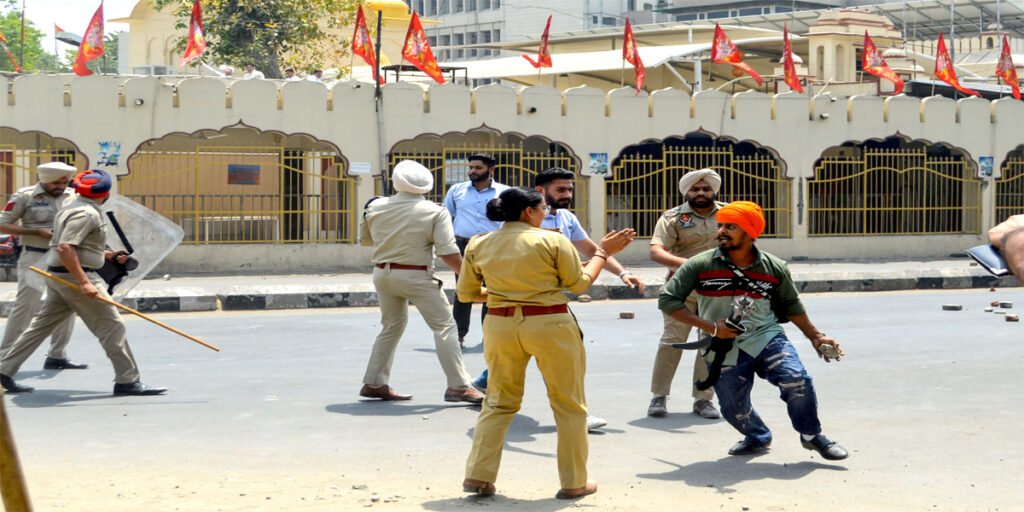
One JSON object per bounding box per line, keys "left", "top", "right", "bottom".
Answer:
{"left": 43, "top": 357, "right": 90, "bottom": 370}
{"left": 113, "top": 382, "right": 167, "bottom": 396}
{"left": 728, "top": 438, "right": 771, "bottom": 456}
{"left": 0, "top": 374, "right": 34, "bottom": 394}
{"left": 801, "top": 434, "right": 849, "bottom": 460}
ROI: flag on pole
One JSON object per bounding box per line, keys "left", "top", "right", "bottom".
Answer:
{"left": 402, "top": 12, "right": 445, "bottom": 84}
{"left": 935, "top": 34, "right": 980, "bottom": 97}
{"left": 522, "top": 15, "right": 552, "bottom": 68}
{"left": 54, "top": 24, "right": 66, "bottom": 34}
{"left": 782, "top": 24, "right": 802, "bottom": 93}
{"left": 352, "top": 4, "right": 383, "bottom": 83}
{"left": 861, "top": 32, "right": 905, "bottom": 94}
{"left": 0, "top": 31, "right": 23, "bottom": 72}
{"left": 179, "top": 0, "right": 206, "bottom": 68}
{"left": 72, "top": 2, "right": 105, "bottom": 76}
{"left": 623, "top": 19, "right": 645, "bottom": 92}
{"left": 711, "top": 24, "right": 762, "bottom": 86}
{"left": 996, "top": 34, "right": 1020, "bottom": 100}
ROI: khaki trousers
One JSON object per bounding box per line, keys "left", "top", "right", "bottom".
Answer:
{"left": 0, "top": 273, "right": 140, "bottom": 384}
{"left": 363, "top": 267, "right": 472, "bottom": 389}
{"left": 0, "top": 250, "right": 75, "bottom": 359}
{"left": 465, "top": 310, "right": 588, "bottom": 489}
{"left": 650, "top": 293, "right": 714, "bottom": 401}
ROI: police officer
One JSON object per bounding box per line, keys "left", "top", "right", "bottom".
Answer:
{"left": 647, "top": 169, "right": 725, "bottom": 419}
{"left": 358, "top": 160, "right": 483, "bottom": 404}
{"left": 0, "top": 162, "right": 82, "bottom": 369}
{"left": 0, "top": 169, "right": 166, "bottom": 396}
{"left": 459, "top": 187, "right": 635, "bottom": 500}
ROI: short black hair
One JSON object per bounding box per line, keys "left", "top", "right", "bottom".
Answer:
{"left": 535, "top": 167, "right": 575, "bottom": 187}
{"left": 467, "top": 153, "right": 496, "bottom": 168}
{"left": 285, "top": 68, "right": 295, "bottom": 73}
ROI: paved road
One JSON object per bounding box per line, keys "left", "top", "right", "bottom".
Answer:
{"left": 3, "top": 288, "right": 1022, "bottom": 511}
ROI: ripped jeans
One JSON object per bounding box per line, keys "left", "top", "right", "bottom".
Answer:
{"left": 713, "top": 333, "right": 821, "bottom": 445}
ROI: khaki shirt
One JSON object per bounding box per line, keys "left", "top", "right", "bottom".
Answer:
{"left": 0, "top": 184, "right": 75, "bottom": 249}
{"left": 360, "top": 192, "right": 460, "bottom": 266}
{"left": 47, "top": 196, "right": 107, "bottom": 270}
{"left": 457, "top": 221, "right": 593, "bottom": 307}
{"left": 649, "top": 201, "right": 726, "bottom": 259}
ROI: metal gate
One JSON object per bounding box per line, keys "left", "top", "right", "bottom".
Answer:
{"left": 995, "top": 156, "right": 1024, "bottom": 222}
{"left": 120, "top": 146, "right": 357, "bottom": 244}
{"left": 606, "top": 147, "right": 791, "bottom": 238}
{"left": 809, "top": 149, "right": 982, "bottom": 236}
{"left": 0, "top": 144, "right": 83, "bottom": 196}
{"left": 386, "top": 147, "right": 587, "bottom": 227}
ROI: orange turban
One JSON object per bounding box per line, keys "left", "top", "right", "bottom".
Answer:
{"left": 717, "top": 201, "right": 765, "bottom": 239}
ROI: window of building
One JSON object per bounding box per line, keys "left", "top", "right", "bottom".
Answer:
{"left": 493, "top": 29, "right": 500, "bottom": 43}
{"left": 427, "top": 0, "right": 436, "bottom": 15}
{"left": 454, "top": 0, "right": 463, "bottom": 13}
{"left": 468, "top": 0, "right": 476, "bottom": 10}
{"left": 454, "top": 33, "right": 465, "bottom": 59}
{"left": 439, "top": 34, "right": 451, "bottom": 60}
{"left": 439, "top": 0, "right": 449, "bottom": 15}
{"left": 602, "top": 16, "right": 616, "bottom": 26}
{"left": 480, "top": 0, "right": 489, "bottom": 7}
{"left": 987, "top": 37, "right": 995, "bottom": 49}
{"left": 627, "top": 0, "right": 636, "bottom": 10}
{"left": 708, "top": 10, "right": 730, "bottom": 19}
{"left": 775, "top": 6, "right": 792, "bottom": 13}
{"left": 481, "top": 30, "right": 491, "bottom": 57}
{"left": 493, "top": 0, "right": 499, "bottom": 7}
{"left": 468, "top": 32, "right": 478, "bottom": 57}
{"left": 676, "top": 13, "right": 696, "bottom": 21}
{"left": 739, "top": 7, "right": 760, "bottom": 16}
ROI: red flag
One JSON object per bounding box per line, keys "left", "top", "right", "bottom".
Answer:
{"left": 352, "top": 5, "right": 383, "bottom": 83}
{"left": 862, "top": 32, "right": 904, "bottom": 95}
{"left": 179, "top": 0, "right": 207, "bottom": 68}
{"left": 0, "top": 30, "right": 23, "bottom": 72}
{"left": 782, "top": 24, "right": 802, "bottom": 93}
{"left": 623, "top": 19, "right": 645, "bottom": 92}
{"left": 402, "top": 12, "right": 445, "bottom": 84}
{"left": 522, "top": 15, "right": 552, "bottom": 68}
{"left": 711, "top": 24, "right": 762, "bottom": 86}
{"left": 997, "top": 34, "right": 1020, "bottom": 100}
{"left": 73, "top": 2, "right": 105, "bottom": 76}
{"left": 935, "top": 34, "right": 980, "bottom": 97}
{"left": 54, "top": 24, "right": 66, "bottom": 34}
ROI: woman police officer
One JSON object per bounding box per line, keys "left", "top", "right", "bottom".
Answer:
{"left": 457, "top": 187, "right": 636, "bottom": 500}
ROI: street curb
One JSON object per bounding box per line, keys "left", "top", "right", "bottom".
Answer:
{"left": 1, "top": 272, "right": 1019, "bottom": 316}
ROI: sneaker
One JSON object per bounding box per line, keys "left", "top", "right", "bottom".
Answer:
{"left": 586, "top": 415, "right": 607, "bottom": 431}
{"left": 692, "top": 399, "right": 721, "bottom": 419}
{"left": 647, "top": 396, "right": 668, "bottom": 417}
{"left": 471, "top": 370, "right": 488, "bottom": 392}
{"left": 801, "top": 434, "right": 849, "bottom": 460}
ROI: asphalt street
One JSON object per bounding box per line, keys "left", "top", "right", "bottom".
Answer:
{"left": 2, "top": 288, "right": 1022, "bottom": 511}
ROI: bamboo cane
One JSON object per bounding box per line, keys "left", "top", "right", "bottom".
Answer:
{"left": 0, "top": 388, "right": 33, "bottom": 512}
{"left": 28, "top": 267, "right": 220, "bottom": 352}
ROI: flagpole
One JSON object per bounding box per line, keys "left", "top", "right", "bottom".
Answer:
{"left": 18, "top": 0, "right": 25, "bottom": 70}
{"left": 374, "top": 8, "right": 388, "bottom": 196}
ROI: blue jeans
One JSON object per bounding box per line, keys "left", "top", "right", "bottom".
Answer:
{"left": 713, "top": 333, "right": 821, "bottom": 446}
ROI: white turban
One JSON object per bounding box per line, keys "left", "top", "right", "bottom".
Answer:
{"left": 37, "top": 162, "right": 78, "bottom": 183}
{"left": 392, "top": 160, "right": 434, "bottom": 195}
{"left": 678, "top": 168, "right": 722, "bottom": 195}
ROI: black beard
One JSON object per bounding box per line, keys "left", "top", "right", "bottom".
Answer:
{"left": 546, "top": 195, "right": 571, "bottom": 211}
{"left": 688, "top": 196, "right": 714, "bottom": 209}
{"left": 469, "top": 171, "right": 491, "bottom": 183}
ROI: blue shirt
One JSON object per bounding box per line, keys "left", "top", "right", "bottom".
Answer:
{"left": 443, "top": 180, "right": 509, "bottom": 238}
{"left": 541, "top": 209, "right": 588, "bottom": 242}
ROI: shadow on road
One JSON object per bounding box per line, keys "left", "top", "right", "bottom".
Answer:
{"left": 463, "top": 414, "right": 558, "bottom": 460}
{"left": 325, "top": 401, "right": 479, "bottom": 417}
{"left": 627, "top": 412, "right": 721, "bottom": 433}
{"left": 638, "top": 456, "right": 847, "bottom": 492}
{"left": 422, "top": 493, "right": 581, "bottom": 512}
{"left": 9, "top": 389, "right": 118, "bottom": 407}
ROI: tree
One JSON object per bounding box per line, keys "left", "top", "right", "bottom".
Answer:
{"left": 155, "top": 0, "right": 360, "bottom": 79}
{"left": 0, "top": 8, "right": 61, "bottom": 72}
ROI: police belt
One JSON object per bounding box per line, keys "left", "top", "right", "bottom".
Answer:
{"left": 47, "top": 266, "right": 99, "bottom": 274}
{"left": 23, "top": 246, "right": 49, "bottom": 253}
{"left": 374, "top": 263, "right": 429, "bottom": 271}
{"left": 488, "top": 304, "right": 569, "bottom": 317}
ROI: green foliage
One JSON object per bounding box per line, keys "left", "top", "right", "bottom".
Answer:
{"left": 155, "top": 0, "right": 359, "bottom": 79}
{"left": 0, "top": 9, "right": 61, "bottom": 72}
{"left": 64, "top": 32, "right": 120, "bottom": 74}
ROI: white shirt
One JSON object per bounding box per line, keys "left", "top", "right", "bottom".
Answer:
{"left": 243, "top": 70, "right": 265, "bottom": 80}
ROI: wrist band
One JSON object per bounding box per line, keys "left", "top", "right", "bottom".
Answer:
{"left": 710, "top": 322, "right": 718, "bottom": 337}
{"left": 593, "top": 254, "right": 607, "bottom": 260}
{"left": 618, "top": 270, "right": 632, "bottom": 278}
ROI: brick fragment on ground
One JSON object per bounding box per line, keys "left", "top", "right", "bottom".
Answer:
{"left": 1007, "top": 314, "right": 1020, "bottom": 322}
{"left": 619, "top": 311, "right": 635, "bottom": 319}
{"left": 942, "top": 304, "right": 963, "bottom": 311}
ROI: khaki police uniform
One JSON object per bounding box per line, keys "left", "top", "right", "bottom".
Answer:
{"left": 359, "top": 192, "right": 474, "bottom": 389}
{"left": 0, "top": 184, "right": 76, "bottom": 358}
{"left": 0, "top": 196, "right": 140, "bottom": 384}
{"left": 459, "top": 222, "right": 593, "bottom": 490}
{"left": 649, "top": 201, "right": 725, "bottom": 400}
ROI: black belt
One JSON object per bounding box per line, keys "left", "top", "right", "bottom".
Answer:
{"left": 23, "top": 246, "right": 48, "bottom": 253}
{"left": 47, "top": 266, "right": 99, "bottom": 274}
{"left": 455, "top": 236, "right": 471, "bottom": 243}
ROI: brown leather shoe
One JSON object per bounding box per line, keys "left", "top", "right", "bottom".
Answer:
{"left": 462, "top": 478, "right": 496, "bottom": 496}
{"left": 359, "top": 384, "right": 412, "bottom": 401}
{"left": 444, "top": 387, "right": 484, "bottom": 404}
{"left": 555, "top": 481, "right": 597, "bottom": 500}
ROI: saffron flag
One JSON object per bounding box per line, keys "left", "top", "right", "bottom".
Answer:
{"left": 522, "top": 15, "right": 553, "bottom": 68}
{"left": 0, "top": 30, "right": 23, "bottom": 72}
{"left": 935, "top": 34, "right": 980, "bottom": 97}
{"left": 782, "top": 24, "right": 802, "bottom": 93}
{"left": 73, "top": 2, "right": 105, "bottom": 76}
{"left": 352, "top": 4, "right": 382, "bottom": 83}
{"left": 179, "top": 0, "right": 206, "bottom": 68}
{"left": 711, "top": 24, "right": 762, "bottom": 86}
{"left": 402, "top": 12, "right": 445, "bottom": 84}
{"left": 54, "top": 24, "right": 66, "bottom": 34}
{"left": 862, "top": 32, "right": 904, "bottom": 95}
{"left": 996, "top": 34, "right": 1020, "bottom": 100}
{"left": 623, "top": 19, "right": 645, "bottom": 92}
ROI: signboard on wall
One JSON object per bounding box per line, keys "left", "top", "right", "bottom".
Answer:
{"left": 228, "top": 164, "right": 261, "bottom": 185}
{"left": 979, "top": 156, "right": 994, "bottom": 178}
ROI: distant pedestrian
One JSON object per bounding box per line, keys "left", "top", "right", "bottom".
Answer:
{"left": 284, "top": 68, "right": 301, "bottom": 81}
{"left": 306, "top": 69, "right": 323, "bottom": 82}
{"left": 242, "top": 63, "right": 265, "bottom": 80}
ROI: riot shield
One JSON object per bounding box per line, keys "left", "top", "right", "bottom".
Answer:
{"left": 101, "top": 195, "right": 184, "bottom": 299}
